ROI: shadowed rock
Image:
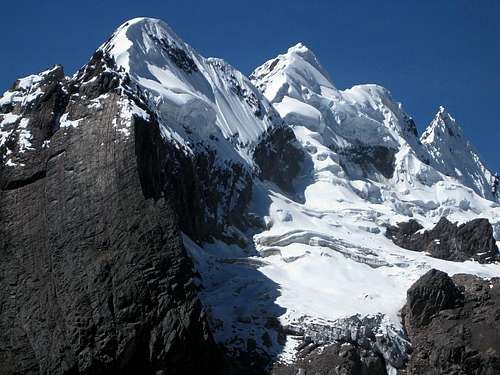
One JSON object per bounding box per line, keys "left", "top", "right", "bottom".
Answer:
{"left": 402, "top": 269, "right": 500, "bottom": 374}
{"left": 253, "top": 125, "right": 304, "bottom": 192}
{"left": 272, "top": 341, "right": 387, "bottom": 375}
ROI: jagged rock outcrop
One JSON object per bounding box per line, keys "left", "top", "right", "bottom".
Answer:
{"left": 0, "top": 53, "right": 224, "bottom": 374}
{"left": 272, "top": 342, "right": 387, "bottom": 375}
{"left": 385, "top": 217, "right": 499, "bottom": 263}
{"left": 334, "top": 143, "right": 397, "bottom": 179}
{"left": 403, "top": 269, "right": 464, "bottom": 329}
{"left": 402, "top": 269, "right": 500, "bottom": 374}
{"left": 253, "top": 125, "right": 304, "bottom": 192}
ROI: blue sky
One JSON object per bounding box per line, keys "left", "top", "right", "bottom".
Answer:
{"left": 1, "top": 0, "right": 499, "bottom": 170}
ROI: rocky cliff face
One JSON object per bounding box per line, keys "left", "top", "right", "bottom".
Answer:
{"left": 385, "top": 217, "right": 499, "bottom": 263}
{"left": 402, "top": 269, "right": 500, "bottom": 374}
{"left": 0, "top": 52, "right": 224, "bottom": 374}
{"left": 253, "top": 125, "right": 304, "bottom": 192}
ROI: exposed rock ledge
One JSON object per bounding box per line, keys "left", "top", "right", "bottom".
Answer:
{"left": 385, "top": 217, "right": 499, "bottom": 263}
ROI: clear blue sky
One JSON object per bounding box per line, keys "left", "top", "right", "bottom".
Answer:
{"left": 1, "top": 0, "right": 498, "bottom": 170}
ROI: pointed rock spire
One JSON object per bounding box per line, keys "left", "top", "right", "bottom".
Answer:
{"left": 421, "top": 106, "right": 463, "bottom": 144}
{"left": 420, "top": 106, "right": 493, "bottom": 198}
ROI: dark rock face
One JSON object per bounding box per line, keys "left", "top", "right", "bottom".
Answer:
{"left": 385, "top": 219, "right": 423, "bottom": 244}
{"left": 272, "top": 342, "right": 387, "bottom": 375}
{"left": 134, "top": 115, "right": 253, "bottom": 246}
{"left": 335, "top": 143, "right": 397, "bottom": 180}
{"left": 253, "top": 125, "right": 304, "bottom": 192}
{"left": 404, "top": 269, "right": 464, "bottom": 328}
{"left": 402, "top": 269, "right": 500, "bottom": 375}
{"left": 386, "top": 217, "right": 499, "bottom": 263}
{"left": 150, "top": 36, "right": 198, "bottom": 74}
{"left": 0, "top": 57, "right": 223, "bottom": 374}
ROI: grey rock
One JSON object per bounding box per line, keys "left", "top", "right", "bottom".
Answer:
{"left": 253, "top": 125, "right": 304, "bottom": 192}
{"left": 333, "top": 143, "right": 397, "bottom": 180}
{"left": 386, "top": 217, "right": 499, "bottom": 263}
{"left": 272, "top": 342, "right": 387, "bottom": 375}
{"left": 402, "top": 269, "right": 500, "bottom": 374}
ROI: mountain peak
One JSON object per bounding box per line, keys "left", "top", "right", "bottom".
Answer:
{"left": 287, "top": 42, "right": 308, "bottom": 52}
{"left": 421, "top": 106, "right": 463, "bottom": 145}
{"left": 436, "top": 105, "right": 456, "bottom": 122}
{"left": 286, "top": 42, "right": 315, "bottom": 59}
{"left": 99, "top": 17, "right": 193, "bottom": 74}
{"left": 420, "top": 106, "right": 493, "bottom": 197}
{"left": 250, "top": 42, "right": 334, "bottom": 103}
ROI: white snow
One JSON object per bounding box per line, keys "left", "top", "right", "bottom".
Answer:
{"left": 181, "top": 40, "right": 500, "bottom": 364}
{"left": 17, "top": 118, "right": 33, "bottom": 153}
{"left": 0, "top": 65, "right": 60, "bottom": 107}
{"left": 59, "top": 113, "right": 83, "bottom": 128}
{"left": 0, "top": 114, "right": 20, "bottom": 147}
{"left": 99, "top": 18, "right": 279, "bottom": 163}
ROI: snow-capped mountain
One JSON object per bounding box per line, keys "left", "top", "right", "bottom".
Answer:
{"left": 245, "top": 41, "right": 500, "bottom": 370}
{"left": 421, "top": 105, "right": 494, "bottom": 198}
{"left": 100, "top": 17, "right": 282, "bottom": 163}
{"left": 1, "top": 17, "right": 499, "bottom": 375}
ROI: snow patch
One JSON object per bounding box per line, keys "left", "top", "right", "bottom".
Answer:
{"left": 59, "top": 113, "right": 83, "bottom": 128}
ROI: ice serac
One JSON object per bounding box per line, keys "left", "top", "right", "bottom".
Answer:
{"left": 421, "top": 106, "right": 494, "bottom": 198}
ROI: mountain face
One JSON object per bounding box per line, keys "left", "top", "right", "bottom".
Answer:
{"left": 0, "top": 49, "right": 224, "bottom": 374}
{"left": 1, "top": 17, "right": 499, "bottom": 375}
{"left": 420, "top": 106, "right": 494, "bottom": 199}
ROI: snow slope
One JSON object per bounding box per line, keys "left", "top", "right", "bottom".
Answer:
{"left": 99, "top": 17, "right": 282, "bottom": 164}
{"left": 201, "top": 42, "right": 499, "bottom": 366}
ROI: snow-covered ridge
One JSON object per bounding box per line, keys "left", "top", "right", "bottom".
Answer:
{"left": 250, "top": 42, "right": 336, "bottom": 104}
{"left": 0, "top": 65, "right": 64, "bottom": 109}
{"left": 251, "top": 43, "right": 494, "bottom": 196}
{"left": 98, "top": 17, "right": 282, "bottom": 163}
{"left": 420, "top": 105, "right": 493, "bottom": 198}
